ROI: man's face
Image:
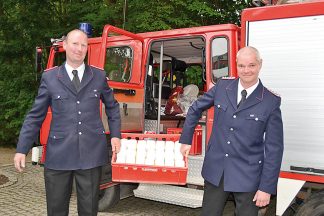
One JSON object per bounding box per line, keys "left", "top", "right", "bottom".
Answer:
{"left": 236, "top": 51, "right": 262, "bottom": 88}
{"left": 63, "top": 31, "right": 88, "bottom": 67}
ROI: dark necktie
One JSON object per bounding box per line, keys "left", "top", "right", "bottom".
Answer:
{"left": 72, "top": 70, "right": 81, "bottom": 91}
{"left": 237, "top": 89, "right": 247, "bottom": 108}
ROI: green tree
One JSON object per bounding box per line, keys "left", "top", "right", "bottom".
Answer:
{"left": 124, "top": 0, "right": 249, "bottom": 33}
{"left": 0, "top": 0, "right": 52, "bottom": 146}
{"left": 0, "top": 0, "right": 116, "bottom": 146}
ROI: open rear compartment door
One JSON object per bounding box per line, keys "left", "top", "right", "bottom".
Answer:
{"left": 145, "top": 37, "right": 207, "bottom": 140}
{"left": 112, "top": 37, "right": 206, "bottom": 207}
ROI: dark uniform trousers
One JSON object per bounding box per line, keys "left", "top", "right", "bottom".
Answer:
{"left": 44, "top": 167, "right": 102, "bottom": 216}
{"left": 201, "top": 175, "right": 259, "bottom": 216}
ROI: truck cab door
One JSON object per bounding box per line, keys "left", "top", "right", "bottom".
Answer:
{"left": 96, "top": 25, "right": 144, "bottom": 133}
{"left": 204, "top": 26, "right": 240, "bottom": 146}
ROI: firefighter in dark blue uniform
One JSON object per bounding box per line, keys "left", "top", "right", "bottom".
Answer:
{"left": 14, "top": 29, "right": 121, "bottom": 216}
{"left": 180, "top": 46, "right": 284, "bottom": 216}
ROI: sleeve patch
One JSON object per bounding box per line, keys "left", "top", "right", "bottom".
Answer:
{"left": 266, "top": 88, "right": 281, "bottom": 97}
{"left": 44, "top": 66, "right": 58, "bottom": 72}
{"left": 89, "top": 65, "right": 104, "bottom": 71}
{"left": 222, "top": 76, "right": 236, "bottom": 80}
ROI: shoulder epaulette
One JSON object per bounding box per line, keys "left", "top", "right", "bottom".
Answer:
{"left": 89, "top": 65, "right": 104, "bottom": 71}
{"left": 266, "top": 87, "right": 281, "bottom": 98}
{"left": 222, "top": 76, "right": 236, "bottom": 80}
{"left": 44, "top": 66, "right": 58, "bottom": 72}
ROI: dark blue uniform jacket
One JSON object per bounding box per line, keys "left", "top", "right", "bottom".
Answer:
{"left": 17, "top": 64, "right": 121, "bottom": 170}
{"left": 180, "top": 78, "right": 283, "bottom": 194}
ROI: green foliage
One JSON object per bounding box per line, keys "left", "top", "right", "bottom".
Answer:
{"left": 124, "top": 0, "right": 250, "bottom": 33}
{"left": 0, "top": 0, "right": 250, "bottom": 147}
{"left": 185, "top": 65, "right": 204, "bottom": 90}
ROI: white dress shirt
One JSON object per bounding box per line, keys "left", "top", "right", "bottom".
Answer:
{"left": 65, "top": 63, "right": 85, "bottom": 82}
{"left": 237, "top": 79, "right": 260, "bottom": 105}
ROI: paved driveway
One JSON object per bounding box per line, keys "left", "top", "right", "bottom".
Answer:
{"left": 0, "top": 163, "right": 242, "bottom": 216}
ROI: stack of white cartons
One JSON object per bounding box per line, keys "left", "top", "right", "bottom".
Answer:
{"left": 135, "top": 140, "right": 146, "bottom": 164}
{"left": 174, "top": 141, "right": 185, "bottom": 167}
{"left": 145, "top": 140, "right": 156, "bottom": 165}
{"left": 115, "top": 138, "right": 185, "bottom": 168}
{"left": 116, "top": 138, "right": 127, "bottom": 163}
{"left": 155, "top": 140, "right": 165, "bottom": 166}
{"left": 125, "top": 139, "right": 136, "bottom": 164}
{"left": 164, "top": 140, "right": 175, "bottom": 167}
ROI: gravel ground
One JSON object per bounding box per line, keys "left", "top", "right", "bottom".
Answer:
{"left": 0, "top": 147, "right": 18, "bottom": 186}
{"left": 0, "top": 147, "right": 22, "bottom": 166}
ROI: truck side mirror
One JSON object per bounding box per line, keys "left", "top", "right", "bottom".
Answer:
{"left": 35, "top": 47, "right": 43, "bottom": 73}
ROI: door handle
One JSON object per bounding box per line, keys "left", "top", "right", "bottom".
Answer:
{"left": 123, "top": 103, "right": 128, "bottom": 116}
{"left": 113, "top": 88, "right": 136, "bottom": 96}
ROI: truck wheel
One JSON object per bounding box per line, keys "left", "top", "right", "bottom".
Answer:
{"left": 295, "top": 190, "right": 324, "bottom": 216}
{"left": 263, "top": 196, "right": 300, "bottom": 216}
{"left": 98, "top": 184, "right": 120, "bottom": 212}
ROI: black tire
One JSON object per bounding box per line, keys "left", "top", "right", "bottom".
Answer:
{"left": 280, "top": 203, "right": 298, "bottom": 216}
{"left": 295, "top": 190, "right": 324, "bottom": 216}
{"left": 263, "top": 196, "right": 276, "bottom": 216}
{"left": 98, "top": 134, "right": 120, "bottom": 212}
{"left": 262, "top": 196, "right": 299, "bottom": 216}
{"left": 98, "top": 184, "right": 120, "bottom": 212}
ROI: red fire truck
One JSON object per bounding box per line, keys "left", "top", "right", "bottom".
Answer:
{"left": 34, "top": 0, "right": 324, "bottom": 215}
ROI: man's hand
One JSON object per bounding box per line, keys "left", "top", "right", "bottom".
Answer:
{"left": 253, "top": 190, "right": 271, "bottom": 207}
{"left": 14, "top": 153, "right": 26, "bottom": 172}
{"left": 180, "top": 144, "right": 191, "bottom": 157}
{"left": 111, "top": 137, "right": 121, "bottom": 153}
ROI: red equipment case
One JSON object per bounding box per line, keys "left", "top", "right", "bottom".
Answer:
{"left": 167, "top": 125, "right": 202, "bottom": 155}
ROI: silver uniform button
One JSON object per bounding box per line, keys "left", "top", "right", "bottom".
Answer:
{"left": 259, "top": 160, "right": 262, "bottom": 164}
{"left": 225, "top": 154, "right": 229, "bottom": 157}
{"left": 77, "top": 101, "right": 80, "bottom": 104}
{"left": 95, "top": 94, "right": 98, "bottom": 97}
{"left": 78, "top": 111, "right": 81, "bottom": 115}
{"left": 233, "top": 115, "right": 236, "bottom": 119}
{"left": 57, "top": 95, "right": 60, "bottom": 99}
{"left": 53, "top": 136, "right": 56, "bottom": 139}
{"left": 230, "top": 128, "right": 234, "bottom": 131}
{"left": 255, "top": 118, "right": 259, "bottom": 121}
{"left": 79, "top": 132, "right": 82, "bottom": 135}
{"left": 78, "top": 122, "right": 81, "bottom": 125}
{"left": 227, "top": 141, "right": 230, "bottom": 144}
{"left": 217, "top": 105, "right": 221, "bottom": 108}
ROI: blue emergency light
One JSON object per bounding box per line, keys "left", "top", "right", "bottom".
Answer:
{"left": 79, "top": 23, "right": 93, "bottom": 37}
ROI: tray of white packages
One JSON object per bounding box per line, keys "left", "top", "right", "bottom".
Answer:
{"left": 112, "top": 133, "right": 187, "bottom": 185}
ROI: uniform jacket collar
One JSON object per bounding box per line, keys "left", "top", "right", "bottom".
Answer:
{"left": 225, "top": 78, "right": 265, "bottom": 111}
{"left": 56, "top": 64, "right": 94, "bottom": 95}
